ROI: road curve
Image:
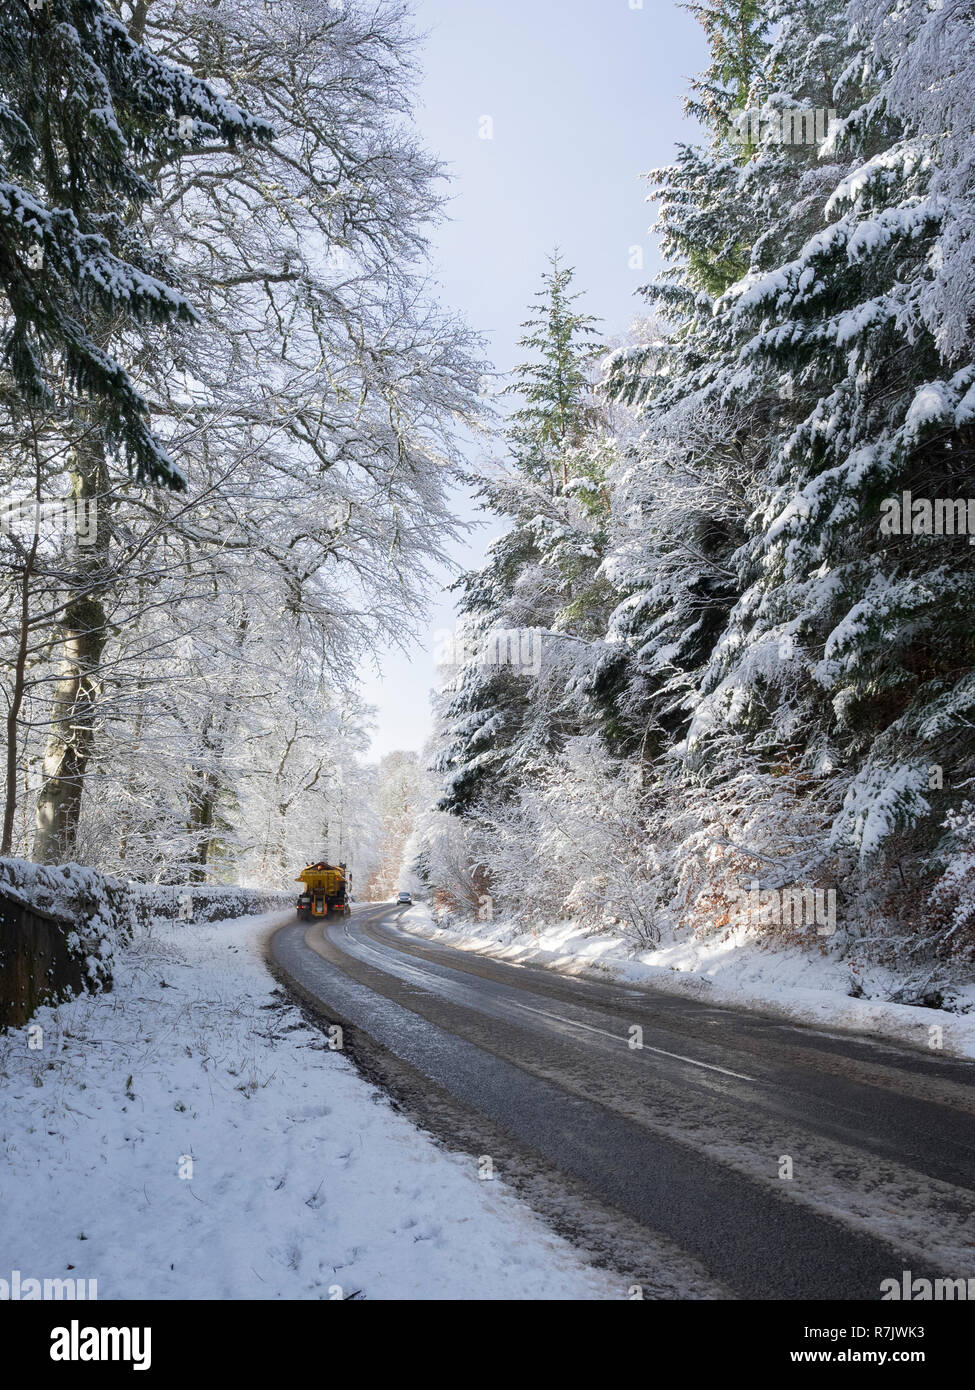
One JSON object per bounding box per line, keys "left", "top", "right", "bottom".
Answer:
{"left": 269, "top": 904, "right": 975, "bottom": 1300}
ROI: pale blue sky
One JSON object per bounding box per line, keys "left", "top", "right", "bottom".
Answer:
{"left": 360, "top": 0, "right": 708, "bottom": 759}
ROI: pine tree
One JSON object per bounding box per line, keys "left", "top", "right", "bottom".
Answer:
{"left": 436, "top": 255, "right": 615, "bottom": 816}
{"left": 504, "top": 250, "right": 603, "bottom": 490}
{"left": 599, "top": 3, "right": 792, "bottom": 761}
{"left": 682, "top": 0, "right": 770, "bottom": 143}
{"left": 704, "top": 0, "right": 975, "bottom": 901}
{"left": 609, "top": 0, "right": 975, "bottom": 951}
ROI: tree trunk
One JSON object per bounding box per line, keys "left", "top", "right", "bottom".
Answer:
{"left": 2, "top": 531, "right": 39, "bottom": 856}
{"left": 117, "top": 680, "right": 147, "bottom": 865}
{"left": 187, "top": 709, "right": 222, "bottom": 884}
{"left": 185, "top": 613, "right": 249, "bottom": 881}
{"left": 33, "top": 430, "right": 111, "bottom": 864}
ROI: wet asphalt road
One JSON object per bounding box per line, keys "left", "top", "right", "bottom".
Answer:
{"left": 269, "top": 904, "right": 975, "bottom": 1300}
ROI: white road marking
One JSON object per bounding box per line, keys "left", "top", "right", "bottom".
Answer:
{"left": 504, "top": 998, "right": 757, "bottom": 1081}
{"left": 341, "top": 916, "right": 757, "bottom": 1084}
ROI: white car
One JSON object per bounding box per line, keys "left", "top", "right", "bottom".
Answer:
{"left": 396, "top": 892, "right": 412, "bottom": 905}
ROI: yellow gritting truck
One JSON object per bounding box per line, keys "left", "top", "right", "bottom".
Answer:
{"left": 296, "top": 862, "right": 351, "bottom": 921}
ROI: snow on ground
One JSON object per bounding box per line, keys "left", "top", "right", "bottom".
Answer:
{"left": 399, "top": 907, "right": 975, "bottom": 1060}
{"left": 0, "top": 911, "right": 618, "bottom": 1301}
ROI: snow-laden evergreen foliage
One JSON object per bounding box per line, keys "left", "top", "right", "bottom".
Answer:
{"left": 416, "top": 0, "right": 975, "bottom": 981}
{"left": 0, "top": 0, "right": 271, "bottom": 484}
{"left": 435, "top": 254, "right": 622, "bottom": 816}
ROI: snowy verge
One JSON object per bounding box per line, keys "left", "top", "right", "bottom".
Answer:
{"left": 397, "top": 906, "right": 975, "bottom": 1061}
{"left": 0, "top": 855, "right": 293, "bottom": 1029}
{"left": 0, "top": 910, "right": 616, "bottom": 1300}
